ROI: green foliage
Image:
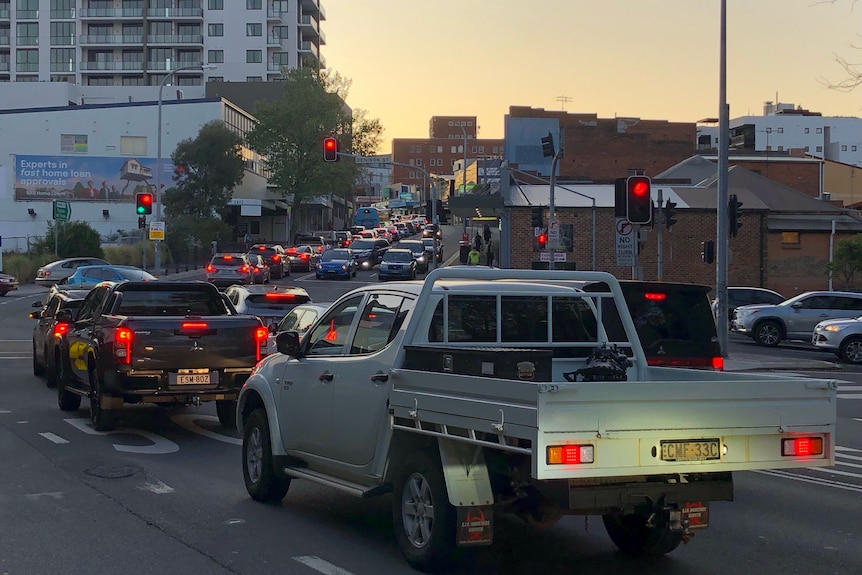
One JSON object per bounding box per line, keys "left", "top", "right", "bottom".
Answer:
{"left": 102, "top": 243, "right": 163, "bottom": 268}
{"left": 164, "top": 120, "right": 245, "bottom": 220}
{"left": 829, "top": 234, "right": 862, "bottom": 287}
{"left": 32, "top": 221, "right": 104, "bottom": 259}
{"left": 164, "top": 215, "right": 233, "bottom": 265}
{"left": 2, "top": 252, "right": 56, "bottom": 283}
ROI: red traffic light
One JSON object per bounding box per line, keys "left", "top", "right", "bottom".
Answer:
{"left": 538, "top": 232, "right": 548, "bottom": 249}
{"left": 323, "top": 137, "right": 339, "bottom": 162}
{"left": 630, "top": 180, "right": 649, "bottom": 197}
{"left": 626, "top": 175, "right": 652, "bottom": 224}
{"left": 136, "top": 192, "right": 154, "bottom": 215}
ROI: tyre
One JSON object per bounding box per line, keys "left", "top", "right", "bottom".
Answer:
{"left": 242, "top": 408, "right": 290, "bottom": 502}
{"left": 602, "top": 512, "right": 684, "bottom": 556}
{"left": 89, "top": 368, "right": 116, "bottom": 431}
{"left": 57, "top": 353, "right": 81, "bottom": 412}
{"left": 45, "top": 345, "right": 58, "bottom": 388}
{"left": 411, "top": 269, "right": 417, "bottom": 280}
{"left": 33, "top": 339, "right": 45, "bottom": 376}
{"left": 392, "top": 450, "right": 458, "bottom": 572}
{"left": 216, "top": 399, "right": 237, "bottom": 429}
{"left": 753, "top": 320, "right": 782, "bottom": 347}
{"left": 839, "top": 336, "right": 862, "bottom": 364}
{"left": 316, "top": 274, "right": 322, "bottom": 280}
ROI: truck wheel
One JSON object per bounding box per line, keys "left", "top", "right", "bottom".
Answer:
{"left": 753, "top": 320, "right": 782, "bottom": 347}
{"left": 839, "top": 336, "right": 862, "bottom": 364}
{"left": 242, "top": 408, "right": 290, "bottom": 502}
{"left": 57, "top": 354, "right": 81, "bottom": 412}
{"left": 216, "top": 400, "right": 237, "bottom": 428}
{"left": 392, "top": 450, "right": 458, "bottom": 572}
{"left": 602, "top": 512, "right": 683, "bottom": 556}
{"left": 33, "top": 339, "right": 45, "bottom": 376}
{"left": 45, "top": 345, "right": 58, "bottom": 389}
{"left": 89, "top": 369, "right": 116, "bottom": 432}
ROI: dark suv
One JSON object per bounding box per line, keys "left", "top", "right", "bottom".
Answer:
{"left": 30, "top": 286, "right": 90, "bottom": 387}
{"left": 249, "top": 244, "right": 291, "bottom": 279}
{"left": 580, "top": 280, "right": 723, "bottom": 370}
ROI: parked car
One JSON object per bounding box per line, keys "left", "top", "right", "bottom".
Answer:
{"left": 62, "top": 265, "right": 156, "bottom": 289}
{"left": 248, "top": 244, "right": 290, "bottom": 279}
{"left": 285, "top": 245, "right": 319, "bottom": 272}
{"left": 246, "top": 253, "right": 271, "bottom": 284}
{"left": 0, "top": 271, "right": 19, "bottom": 296}
{"left": 224, "top": 284, "right": 312, "bottom": 346}
{"left": 732, "top": 290, "right": 862, "bottom": 346}
{"left": 396, "top": 240, "right": 430, "bottom": 272}
{"left": 378, "top": 248, "right": 418, "bottom": 281}
{"left": 35, "top": 257, "right": 110, "bottom": 287}
{"left": 30, "top": 286, "right": 90, "bottom": 387}
{"left": 207, "top": 253, "right": 255, "bottom": 287}
{"left": 712, "top": 286, "right": 785, "bottom": 324}
{"left": 315, "top": 248, "right": 357, "bottom": 280}
{"left": 267, "top": 302, "right": 332, "bottom": 353}
{"left": 813, "top": 315, "right": 862, "bottom": 364}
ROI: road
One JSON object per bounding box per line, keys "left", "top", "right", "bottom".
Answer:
{"left": 1, "top": 230, "right": 861, "bottom": 575}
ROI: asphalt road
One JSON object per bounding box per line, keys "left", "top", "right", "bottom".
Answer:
{"left": 2, "top": 234, "right": 861, "bottom": 575}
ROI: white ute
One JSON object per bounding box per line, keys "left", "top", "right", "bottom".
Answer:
{"left": 237, "top": 268, "right": 837, "bottom": 572}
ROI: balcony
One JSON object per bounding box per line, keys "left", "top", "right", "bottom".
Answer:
{"left": 267, "top": 35, "right": 284, "bottom": 46}
{"left": 80, "top": 8, "right": 144, "bottom": 19}
{"left": 50, "top": 62, "right": 75, "bottom": 72}
{"left": 297, "top": 40, "right": 318, "bottom": 58}
{"left": 16, "top": 10, "right": 38, "bottom": 19}
{"left": 80, "top": 34, "right": 144, "bottom": 45}
{"left": 146, "top": 34, "right": 203, "bottom": 45}
{"left": 146, "top": 7, "right": 203, "bottom": 19}
{"left": 80, "top": 61, "right": 120, "bottom": 71}
{"left": 50, "top": 9, "right": 75, "bottom": 19}
{"left": 16, "top": 37, "right": 38, "bottom": 46}
{"left": 267, "top": 62, "right": 285, "bottom": 71}
{"left": 16, "top": 62, "right": 39, "bottom": 72}
{"left": 301, "top": 0, "right": 325, "bottom": 20}
{"left": 298, "top": 14, "right": 319, "bottom": 30}
{"left": 267, "top": 9, "right": 287, "bottom": 21}
{"left": 0, "top": 8, "right": 9, "bottom": 20}
{"left": 146, "top": 61, "right": 203, "bottom": 71}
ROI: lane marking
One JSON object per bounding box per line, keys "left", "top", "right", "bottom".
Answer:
{"left": 752, "top": 469, "right": 862, "bottom": 494}
{"left": 64, "top": 418, "right": 179, "bottom": 454}
{"left": 139, "top": 480, "right": 175, "bottom": 494}
{"left": 39, "top": 432, "right": 69, "bottom": 444}
{"left": 171, "top": 414, "right": 242, "bottom": 445}
{"left": 838, "top": 394, "right": 862, "bottom": 400}
{"left": 836, "top": 445, "right": 862, "bottom": 453}
{"left": 293, "top": 556, "right": 355, "bottom": 575}
{"left": 24, "top": 492, "right": 64, "bottom": 501}
{"left": 806, "top": 465, "right": 862, "bottom": 478}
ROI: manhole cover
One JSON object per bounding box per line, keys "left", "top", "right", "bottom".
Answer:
{"left": 84, "top": 465, "right": 141, "bottom": 479}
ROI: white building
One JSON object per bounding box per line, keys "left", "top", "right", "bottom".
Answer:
{"left": 0, "top": 0, "right": 325, "bottom": 86}
{"left": 697, "top": 101, "right": 862, "bottom": 167}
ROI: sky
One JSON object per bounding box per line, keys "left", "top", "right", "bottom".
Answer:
{"left": 321, "top": 0, "right": 862, "bottom": 146}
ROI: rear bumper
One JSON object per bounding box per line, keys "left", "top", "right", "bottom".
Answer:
{"left": 105, "top": 368, "right": 254, "bottom": 404}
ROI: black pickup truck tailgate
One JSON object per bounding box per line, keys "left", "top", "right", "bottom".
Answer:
{"left": 123, "top": 316, "right": 265, "bottom": 370}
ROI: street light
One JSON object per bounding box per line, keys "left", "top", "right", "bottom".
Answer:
{"left": 154, "top": 63, "right": 217, "bottom": 273}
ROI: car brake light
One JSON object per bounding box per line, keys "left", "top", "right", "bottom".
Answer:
{"left": 644, "top": 292, "right": 667, "bottom": 301}
{"left": 223, "top": 255, "right": 233, "bottom": 260}
{"left": 115, "top": 326, "right": 133, "bottom": 365}
{"left": 206, "top": 264, "right": 215, "bottom": 273}
{"left": 782, "top": 437, "right": 823, "bottom": 456}
{"left": 181, "top": 322, "right": 209, "bottom": 330}
{"left": 712, "top": 356, "right": 724, "bottom": 370}
{"left": 272, "top": 255, "right": 280, "bottom": 262}
{"left": 239, "top": 265, "right": 249, "bottom": 273}
{"left": 547, "top": 445, "right": 595, "bottom": 465}
{"left": 255, "top": 326, "right": 268, "bottom": 361}
{"left": 53, "top": 323, "right": 70, "bottom": 338}
{"left": 301, "top": 254, "right": 309, "bottom": 260}
{"left": 258, "top": 246, "right": 266, "bottom": 250}
{"left": 265, "top": 293, "right": 295, "bottom": 299}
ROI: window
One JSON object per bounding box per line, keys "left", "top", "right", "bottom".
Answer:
{"left": 272, "top": 0, "right": 289, "bottom": 12}
{"left": 246, "top": 76, "right": 262, "bottom": 82}
{"left": 816, "top": 146, "right": 823, "bottom": 152}
{"left": 246, "top": 23, "right": 262, "bottom": 36}
{"left": 272, "top": 25, "right": 288, "bottom": 38}
{"left": 450, "top": 146, "right": 457, "bottom": 153}
{"left": 777, "top": 128, "right": 784, "bottom": 133}
{"left": 478, "top": 146, "right": 484, "bottom": 153}
{"left": 781, "top": 231, "right": 800, "bottom": 245}
{"left": 246, "top": 0, "right": 261, "bottom": 8}
{"left": 471, "top": 146, "right": 478, "bottom": 153}
{"left": 854, "top": 146, "right": 858, "bottom": 152}
{"left": 207, "top": 50, "right": 223, "bottom": 63}
{"left": 246, "top": 50, "right": 262, "bottom": 63}
{"left": 805, "top": 128, "right": 810, "bottom": 134}
{"left": 805, "top": 146, "right": 810, "bottom": 152}
{"left": 50, "top": 48, "right": 74, "bottom": 72}
{"left": 842, "top": 145, "right": 848, "bottom": 151}
{"left": 777, "top": 146, "right": 784, "bottom": 151}
{"left": 120, "top": 135, "right": 146, "bottom": 155}
{"left": 50, "top": 22, "right": 75, "bottom": 45}
{"left": 272, "top": 52, "right": 288, "bottom": 66}
{"left": 836, "top": 297, "right": 862, "bottom": 311}
{"left": 208, "top": 0, "right": 223, "bottom": 8}
{"left": 16, "top": 23, "right": 38, "bottom": 45}
{"left": 765, "top": 127, "right": 772, "bottom": 133}
{"left": 208, "top": 76, "right": 224, "bottom": 82}
{"left": 87, "top": 77, "right": 112, "bottom": 86}
{"left": 17, "top": 0, "right": 38, "bottom": 19}
{"left": 50, "top": 0, "right": 74, "bottom": 18}
{"left": 306, "top": 296, "right": 363, "bottom": 356}
{"left": 430, "top": 296, "right": 497, "bottom": 343}
{"left": 208, "top": 23, "right": 223, "bottom": 37}
{"left": 816, "top": 127, "right": 823, "bottom": 134}
{"left": 16, "top": 49, "right": 38, "bottom": 72}
{"left": 122, "top": 76, "right": 145, "bottom": 86}
{"left": 350, "top": 295, "right": 410, "bottom": 354}
{"left": 415, "top": 158, "right": 422, "bottom": 166}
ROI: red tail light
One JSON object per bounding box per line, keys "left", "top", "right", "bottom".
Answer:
{"left": 181, "top": 322, "right": 209, "bottom": 330}
{"left": 206, "top": 264, "right": 215, "bottom": 273}
{"left": 265, "top": 293, "right": 295, "bottom": 299}
{"left": 53, "top": 323, "right": 70, "bottom": 338}
{"left": 115, "top": 326, "right": 133, "bottom": 365}
{"left": 255, "top": 326, "right": 268, "bottom": 361}
{"left": 344, "top": 239, "right": 350, "bottom": 246}
{"left": 711, "top": 356, "right": 724, "bottom": 370}
{"left": 223, "top": 255, "right": 233, "bottom": 260}
{"left": 300, "top": 254, "right": 309, "bottom": 260}
{"left": 644, "top": 292, "right": 667, "bottom": 301}
{"left": 239, "top": 265, "right": 249, "bottom": 273}
{"left": 258, "top": 246, "right": 266, "bottom": 250}
{"left": 272, "top": 255, "right": 280, "bottom": 262}
{"left": 782, "top": 437, "right": 824, "bottom": 457}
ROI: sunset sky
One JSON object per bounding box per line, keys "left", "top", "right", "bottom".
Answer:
{"left": 321, "top": 0, "right": 862, "bottom": 146}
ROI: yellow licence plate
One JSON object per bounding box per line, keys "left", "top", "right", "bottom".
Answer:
{"left": 660, "top": 439, "right": 721, "bottom": 462}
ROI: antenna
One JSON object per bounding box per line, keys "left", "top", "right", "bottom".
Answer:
{"left": 555, "top": 95, "right": 573, "bottom": 111}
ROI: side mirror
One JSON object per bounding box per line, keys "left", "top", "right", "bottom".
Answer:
{"left": 276, "top": 330, "right": 301, "bottom": 356}
{"left": 56, "top": 309, "right": 73, "bottom": 322}
{"left": 791, "top": 302, "right": 803, "bottom": 310}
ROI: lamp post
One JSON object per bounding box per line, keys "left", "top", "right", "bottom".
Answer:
{"left": 459, "top": 125, "right": 469, "bottom": 233}
{"left": 154, "top": 63, "right": 216, "bottom": 273}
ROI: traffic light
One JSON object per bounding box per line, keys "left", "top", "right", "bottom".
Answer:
{"left": 626, "top": 175, "right": 652, "bottom": 225}
{"left": 138, "top": 216, "right": 146, "bottom": 230}
{"left": 701, "top": 240, "right": 715, "bottom": 263}
{"left": 537, "top": 230, "right": 548, "bottom": 250}
{"left": 530, "top": 206, "right": 543, "bottom": 229}
{"left": 664, "top": 199, "right": 678, "bottom": 231}
{"left": 323, "top": 137, "right": 339, "bottom": 162}
{"left": 540, "top": 132, "right": 555, "bottom": 158}
{"left": 135, "top": 192, "right": 153, "bottom": 215}
{"left": 729, "top": 194, "right": 743, "bottom": 237}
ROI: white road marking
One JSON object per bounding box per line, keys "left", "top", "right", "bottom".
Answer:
{"left": 171, "top": 414, "right": 242, "bottom": 445}
{"left": 0, "top": 409, "right": 10, "bottom": 414}
{"left": 64, "top": 418, "right": 179, "bottom": 454}
{"left": 293, "top": 556, "right": 355, "bottom": 575}
{"left": 838, "top": 393, "right": 862, "bottom": 400}
{"left": 39, "top": 432, "right": 69, "bottom": 444}
{"left": 139, "top": 480, "right": 175, "bottom": 494}
{"left": 836, "top": 445, "right": 862, "bottom": 453}
{"left": 753, "top": 469, "right": 862, "bottom": 494}
{"left": 24, "top": 492, "right": 64, "bottom": 501}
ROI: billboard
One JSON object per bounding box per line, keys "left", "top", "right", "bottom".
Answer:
{"left": 14, "top": 155, "right": 174, "bottom": 202}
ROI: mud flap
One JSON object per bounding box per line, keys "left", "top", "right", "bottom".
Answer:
{"left": 456, "top": 505, "right": 494, "bottom": 546}
{"left": 437, "top": 438, "right": 494, "bottom": 545}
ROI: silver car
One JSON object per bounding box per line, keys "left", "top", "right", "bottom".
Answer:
{"left": 35, "top": 257, "right": 109, "bottom": 287}
{"left": 813, "top": 315, "right": 862, "bottom": 364}
{"left": 732, "top": 290, "right": 862, "bottom": 346}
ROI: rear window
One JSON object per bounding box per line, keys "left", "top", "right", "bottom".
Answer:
{"left": 246, "top": 293, "right": 311, "bottom": 309}
{"left": 114, "top": 289, "right": 229, "bottom": 316}
{"left": 212, "top": 256, "right": 244, "bottom": 266}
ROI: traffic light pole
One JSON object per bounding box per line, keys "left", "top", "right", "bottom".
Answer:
{"left": 716, "top": 0, "right": 730, "bottom": 356}
{"left": 548, "top": 154, "right": 559, "bottom": 270}
{"left": 656, "top": 188, "right": 663, "bottom": 281}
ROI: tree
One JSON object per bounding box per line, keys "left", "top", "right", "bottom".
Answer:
{"left": 164, "top": 214, "right": 233, "bottom": 268}
{"left": 821, "top": 1, "right": 862, "bottom": 92}
{"left": 829, "top": 234, "right": 862, "bottom": 287}
{"left": 33, "top": 221, "right": 104, "bottom": 259}
{"left": 163, "top": 120, "right": 245, "bottom": 220}
{"left": 245, "top": 67, "right": 383, "bottom": 238}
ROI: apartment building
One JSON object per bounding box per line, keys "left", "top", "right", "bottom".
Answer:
{"left": 0, "top": 0, "right": 325, "bottom": 86}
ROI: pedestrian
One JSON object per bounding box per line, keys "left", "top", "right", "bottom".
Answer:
{"left": 468, "top": 245, "right": 481, "bottom": 265}
{"left": 486, "top": 241, "right": 494, "bottom": 268}
{"left": 474, "top": 231, "right": 482, "bottom": 251}
{"left": 483, "top": 223, "right": 491, "bottom": 244}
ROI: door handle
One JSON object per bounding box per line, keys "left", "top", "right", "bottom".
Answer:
{"left": 318, "top": 371, "right": 334, "bottom": 382}
{"left": 370, "top": 371, "right": 389, "bottom": 383}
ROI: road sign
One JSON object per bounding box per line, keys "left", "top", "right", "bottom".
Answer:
{"left": 548, "top": 218, "right": 560, "bottom": 250}
{"left": 355, "top": 155, "right": 392, "bottom": 165}
{"left": 148, "top": 221, "right": 165, "bottom": 241}
{"left": 52, "top": 199, "right": 71, "bottom": 221}
{"left": 615, "top": 217, "right": 635, "bottom": 266}
{"left": 540, "top": 251, "right": 566, "bottom": 262}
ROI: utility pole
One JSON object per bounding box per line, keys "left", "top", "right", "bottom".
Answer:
{"left": 716, "top": 0, "right": 730, "bottom": 356}
{"left": 656, "top": 188, "right": 664, "bottom": 281}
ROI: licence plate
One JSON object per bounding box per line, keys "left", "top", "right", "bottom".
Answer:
{"left": 170, "top": 372, "right": 217, "bottom": 385}
{"left": 660, "top": 439, "right": 721, "bottom": 462}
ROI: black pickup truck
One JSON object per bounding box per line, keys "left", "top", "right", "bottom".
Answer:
{"left": 55, "top": 281, "right": 267, "bottom": 431}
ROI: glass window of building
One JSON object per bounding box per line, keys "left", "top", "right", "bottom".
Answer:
{"left": 208, "top": 23, "right": 224, "bottom": 37}
{"left": 208, "top": 50, "right": 224, "bottom": 63}
{"left": 16, "top": 23, "right": 38, "bottom": 46}
{"left": 246, "top": 50, "right": 262, "bottom": 63}
{"left": 50, "top": 22, "right": 75, "bottom": 46}
{"left": 247, "top": 23, "right": 262, "bottom": 36}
